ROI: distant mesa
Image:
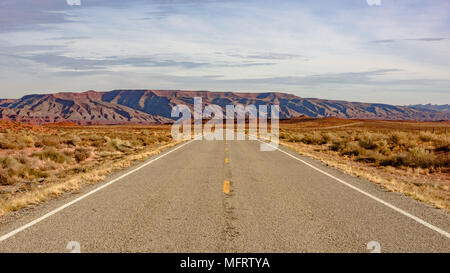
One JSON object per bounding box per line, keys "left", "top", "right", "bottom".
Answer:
{"left": 0, "top": 90, "right": 448, "bottom": 125}
{"left": 408, "top": 104, "right": 450, "bottom": 113}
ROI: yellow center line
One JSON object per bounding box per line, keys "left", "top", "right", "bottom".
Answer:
{"left": 224, "top": 147, "right": 229, "bottom": 151}
{"left": 223, "top": 180, "right": 230, "bottom": 194}
{"left": 225, "top": 157, "right": 229, "bottom": 164}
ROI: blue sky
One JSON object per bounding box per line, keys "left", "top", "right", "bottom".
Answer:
{"left": 0, "top": 0, "right": 449, "bottom": 104}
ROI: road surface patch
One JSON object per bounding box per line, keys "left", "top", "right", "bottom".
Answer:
{"left": 257, "top": 139, "right": 450, "bottom": 239}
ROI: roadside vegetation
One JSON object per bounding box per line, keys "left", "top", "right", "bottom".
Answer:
{"left": 279, "top": 119, "right": 450, "bottom": 211}
{"left": 0, "top": 121, "right": 174, "bottom": 217}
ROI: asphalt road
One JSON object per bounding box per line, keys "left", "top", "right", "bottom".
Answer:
{"left": 0, "top": 138, "right": 449, "bottom": 253}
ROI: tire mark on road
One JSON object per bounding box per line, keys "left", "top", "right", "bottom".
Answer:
{"left": 220, "top": 140, "right": 240, "bottom": 252}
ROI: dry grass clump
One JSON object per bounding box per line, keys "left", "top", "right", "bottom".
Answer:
{"left": 356, "top": 132, "right": 381, "bottom": 150}
{"left": 0, "top": 154, "right": 49, "bottom": 186}
{"left": 32, "top": 148, "right": 70, "bottom": 164}
{"left": 110, "top": 138, "right": 133, "bottom": 152}
{"left": 65, "top": 134, "right": 82, "bottom": 146}
{"left": 74, "top": 147, "right": 91, "bottom": 163}
{"left": 0, "top": 123, "right": 175, "bottom": 217}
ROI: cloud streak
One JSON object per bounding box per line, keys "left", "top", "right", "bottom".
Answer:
{"left": 209, "top": 69, "right": 402, "bottom": 86}
{"left": 10, "top": 53, "right": 277, "bottom": 70}
{"left": 370, "top": 38, "right": 446, "bottom": 44}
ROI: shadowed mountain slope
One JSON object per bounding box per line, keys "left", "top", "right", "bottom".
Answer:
{"left": 1, "top": 90, "right": 448, "bottom": 124}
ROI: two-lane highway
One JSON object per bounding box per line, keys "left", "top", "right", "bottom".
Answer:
{"left": 0, "top": 138, "right": 449, "bottom": 252}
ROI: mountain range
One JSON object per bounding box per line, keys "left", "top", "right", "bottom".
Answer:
{"left": 0, "top": 90, "right": 448, "bottom": 125}
{"left": 408, "top": 104, "right": 450, "bottom": 113}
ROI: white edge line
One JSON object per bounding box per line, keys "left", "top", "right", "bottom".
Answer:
{"left": 257, "top": 139, "right": 450, "bottom": 239}
{"left": 0, "top": 140, "right": 194, "bottom": 243}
